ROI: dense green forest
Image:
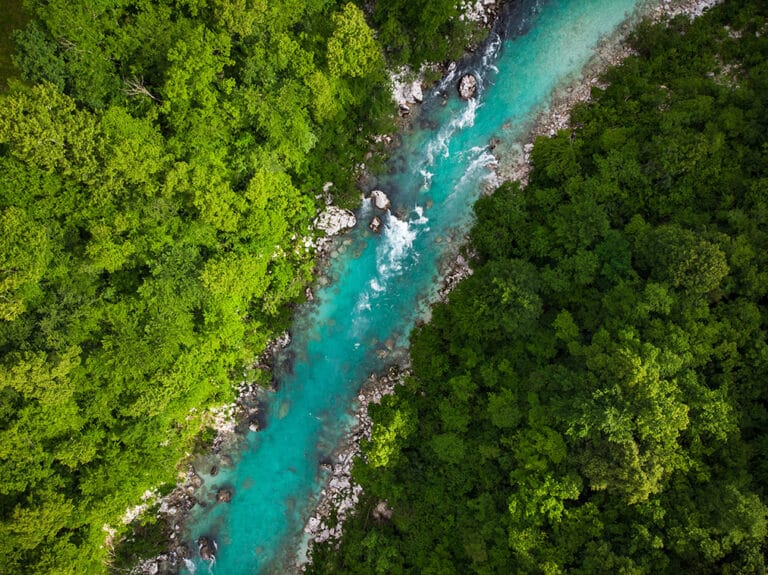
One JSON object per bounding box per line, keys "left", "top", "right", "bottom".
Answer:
{"left": 0, "top": 0, "right": 487, "bottom": 573}
{"left": 309, "top": 2, "right": 768, "bottom": 573}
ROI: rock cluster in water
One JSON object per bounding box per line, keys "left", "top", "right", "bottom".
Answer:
{"left": 458, "top": 74, "right": 478, "bottom": 99}
{"left": 369, "top": 216, "right": 383, "bottom": 233}
{"left": 197, "top": 536, "right": 216, "bottom": 562}
{"left": 369, "top": 189, "right": 391, "bottom": 211}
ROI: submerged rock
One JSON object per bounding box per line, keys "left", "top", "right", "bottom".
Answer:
{"left": 216, "top": 488, "right": 233, "bottom": 503}
{"left": 247, "top": 409, "right": 266, "bottom": 433}
{"left": 458, "top": 73, "right": 478, "bottom": 99}
{"left": 369, "top": 189, "right": 391, "bottom": 211}
{"left": 369, "top": 216, "right": 383, "bottom": 233}
{"left": 197, "top": 536, "right": 216, "bottom": 561}
{"left": 188, "top": 471, "right": 203, "bottom": 489}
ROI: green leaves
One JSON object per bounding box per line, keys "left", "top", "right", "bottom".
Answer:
{"left": 0, "top": 207, "right": 50, "bottom": 320}
{"left": 327, "top": 3, "right": 383, "bottom": 79}
{"left": 0, "top": 0, "right": 396, "bottom": 571}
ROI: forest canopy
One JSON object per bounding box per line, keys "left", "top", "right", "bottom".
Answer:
{"left": 0, "top": 0, "right": 489, "bottom": 572}
{"left": 309, "top": 2, "right": 768, "bottom": 573}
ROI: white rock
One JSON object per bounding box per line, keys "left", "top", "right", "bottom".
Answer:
{"left": 411, "top": 81, "right": 423, "bottom": 103}
{"left": 390, "top": 66, "right": 426, "bottom": 107}
{"left": 306, "top": 516, "right": 320, "bottom": 532}
{"left": 314, "top": 206, "right": 356, "bottom": 236}
{"left": 458, "top": 74, "right": 478, "bottom": 99}
{"left": 369, "top": 189, "right": 391, "bottom": 210}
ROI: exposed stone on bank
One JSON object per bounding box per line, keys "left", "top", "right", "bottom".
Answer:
{"left": 390, "top": 66, "right": 425, "bottom": 108}
{"left": 438, "top": 251, "right": 475, "bottom": 303}
{"left": 314, "top": 206, "right": 357, "bottom": 237}
{"left": 459, "top": 0, "right": 499, "bottom": 26}
{"left": 300, "top": 367, "right": 410, "bottom": 566}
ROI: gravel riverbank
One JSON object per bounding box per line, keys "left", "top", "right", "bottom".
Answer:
{"left": 498, "top": 0, "right": 724, "bottom": 185}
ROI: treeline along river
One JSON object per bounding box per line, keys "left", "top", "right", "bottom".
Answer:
{"left": 182, "top": 0, "right": 647, "bottom": 572}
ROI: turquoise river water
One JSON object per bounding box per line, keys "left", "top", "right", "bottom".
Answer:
{"left": 183, "top": 0, "right": 647, "bottom": 572}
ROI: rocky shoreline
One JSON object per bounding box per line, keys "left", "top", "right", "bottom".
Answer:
{"left": 127, "top": 1, "right": 725, "bottom": 573}
{"left": 298, "top": 0, "right": 727, "bottom": 565}
{"left": 497, "top": 0, "right": 724, "bottom": 186}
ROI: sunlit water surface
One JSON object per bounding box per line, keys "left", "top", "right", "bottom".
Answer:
{"left": 183, "top": 0, "right": 645, "bottom": 572}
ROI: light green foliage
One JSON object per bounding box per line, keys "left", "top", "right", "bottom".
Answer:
{"left": 327, "top": 3, "right": 383, "bottom": 78}
{"left": 0, "top": 0, "right": 407, "bottom": 571}
{"left": 0, "top": 207, "right": 49, "bottom": 319}
{"left": 310, "top": 3, "right": 768, "bottom": 573}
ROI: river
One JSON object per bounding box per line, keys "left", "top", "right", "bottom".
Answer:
{"left": 182, "top": 0, "right": 646, "bottom": 572}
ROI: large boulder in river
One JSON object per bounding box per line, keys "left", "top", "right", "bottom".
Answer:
{"left": 369, "top": 189, "right": 391, "bottom": 211}
{"left": 197, "top": 536, "right": 216, "bottom": 561}
{"left": 314, "top": 206, "right": 356, "bottom": 236}
{"left": 458, "top": 73, "right": 478, "bottom": 100}
{"left": 369, "top": 216, "right": 383, "bottom": 233}
{"left": 216, "top": 488, "right": 233, "bottom": 503}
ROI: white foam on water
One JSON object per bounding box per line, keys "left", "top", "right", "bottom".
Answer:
{"left": 411, "top": 206, "right": 429, "bottom": 226}
{"left": 437, "top": 62, "right": 458, "bottom": 93}
{"left": 355, "top": 291, "right": 372, "bottom": 312}
{"left": 183, "top": 558, "right": 197, "bottom": 574}
{"left": 369, "top": 278, "right": 385, "bottom": 292}
{"left": 425, "top": 130, "right": 451, "bottom": 165}
{"left": 376, "top": 213, "right": 418, "bottom": 282}
{"left": 460, "top": 145, "right": 491, "bottom": 159}
{"left": 482, "top": 33, "right": 503, "bottom": 74}
{"left": 419, "top": 168, "right": 434, "bottom": 190}
{"left": 425, "top": 98, "right": 480, "bottom": 165}
{"left": 454, "top": 97, "right": 479, "bottom": 130}
{"left": 453, "top": 147, "right": 499, "bottom": 195}
{"left": 359, "top": 197, "right": 373, "bottom": 218}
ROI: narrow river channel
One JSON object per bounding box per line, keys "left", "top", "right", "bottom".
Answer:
{"left": 183, "top": 1, "right": 646, "bottom": 572}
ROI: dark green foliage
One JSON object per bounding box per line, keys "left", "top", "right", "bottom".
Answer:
{"left": 310, "top": 3, "right": 768, "bottom": 573}
{"left": 0, "top": 0, "right": 30, "bottom": 91}
{"left": 365, "top": 0, "right": 483, "bottom": 67}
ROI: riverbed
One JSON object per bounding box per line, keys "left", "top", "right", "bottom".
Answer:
{"left": 177, "top": 1, "right": 706, "bottom": 573}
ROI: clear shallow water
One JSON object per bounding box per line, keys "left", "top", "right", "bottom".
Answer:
{"left": 183, "top": 0, "right": 641, "bottom": 572}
